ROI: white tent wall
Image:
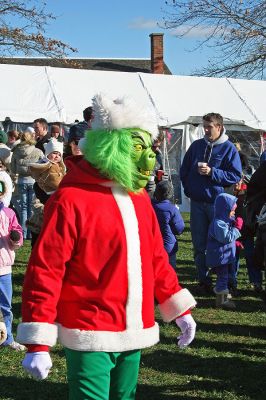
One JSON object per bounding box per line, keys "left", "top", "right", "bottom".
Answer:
{"left": 1, "top": 64, "right": 265, "bottom": 130}
{"left": 0, "top": 64, "right": 65, "bottom": 122}
{"left": 0, "top": 63, "right": 265, "bottom": 214}
{"left": 138, "top": 73, "right": 266, "bottom": 131}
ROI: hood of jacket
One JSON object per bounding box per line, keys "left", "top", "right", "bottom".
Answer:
{"left": 214, "top": 193, "right": 237, "bottom": 221}
{"left": 203, "top": 127, "right": 228, "bottom": 146}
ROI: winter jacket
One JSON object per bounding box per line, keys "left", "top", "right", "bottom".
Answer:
{"left": 29, "top": 159, "right": 66, "bottom": 194}
{"left": 35, "top": 133, "right": 51, "bottom": 153}
{"left": 0, "top": 171, "right": 23, "bottom": 275}
{"left": 17, "top": 157, "right": 196, "bottom": 353}
{"left": 206, "top": 193, "right": 241, "bottom": 267}
{"left": 180, "top": 130, "right": 242, "bottom": 203}
{"left": 0, "top": 205, "right": 23, "bottom": 275}
{"left": 152, "top": 199, "right": 185, "bottom": 255}
{"left": 11, "top": 143, "right": 43, "bottom": 178}
{"left": 0, "top": 144, "right": 12, "bottom": 167}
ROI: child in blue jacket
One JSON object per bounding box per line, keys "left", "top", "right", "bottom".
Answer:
{"left": 206, "top": 193, "right": 243, "bottom": 309}
{"left": 152, "top": 181, "right": 185, "bottom": 270}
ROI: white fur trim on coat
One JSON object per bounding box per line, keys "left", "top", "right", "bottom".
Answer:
{"left": 112, "top": 187, "right": 143, "bottom": 330}
{"left": 158, "top": 289, "right": 197, "bottom": 322}
{"left": 17, "top": 322, "right": 58, "bottom": 346}
{"left": 58, "top": 323, "right": 159, "bottom": 352}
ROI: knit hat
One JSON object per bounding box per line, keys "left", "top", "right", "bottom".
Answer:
{"left": 44, "top": 138, "right": 64, "bottom": 157}
{"left": 24, "top": 127, "right": 35, "bottom": 134}
{"left": 68, "top": 121, "right": 88, "bottom": 143}
{"left": 154, "top": 181, "right": 174, "bottom": 201}
{"left": 0, "top": 130, "right": 8, "bottom": 144}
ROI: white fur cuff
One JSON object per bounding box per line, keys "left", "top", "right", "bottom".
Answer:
{"left": 17, "top": 322, "right": 58, "bottom": 346}
{"left": 158, "top": 289, "right": 197, "bottom": 322}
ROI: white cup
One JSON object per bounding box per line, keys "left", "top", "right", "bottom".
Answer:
{"left": 198, "top": 162, "right": 207, "bottom": 167}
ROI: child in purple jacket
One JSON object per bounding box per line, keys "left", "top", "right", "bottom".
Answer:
{"left": 206, "top": 193, "right": 243, "bottom": 310}
{"left": 152, "top": 181, "right": 185, "bottom": 270}
{"left": 0, "top": 171, "right": 25, "bottom": 351}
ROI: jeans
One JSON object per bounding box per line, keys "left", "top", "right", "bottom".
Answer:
{"left": 215, "top": 264, "right": 231, "bottom": 292}
{"left": 0, "top": 273, "right": 14, "bottom": 345}
{"left": 190, "top": 200, "right": 214, "bottom": 284}
{"left": 234, "top": 237, "right": 263, "bottom": 285}
{"left": 168, "top": 252, "right": 177, "bottom": 270}
{"left": 17, "top": 183, "right": 34, "bottom": 239}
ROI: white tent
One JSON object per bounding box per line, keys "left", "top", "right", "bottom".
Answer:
{"left": 1, "top": 63, "right": 265, "bottom": 211}
{"left": 0, "top": 63, "right": 265, "bottom": 131}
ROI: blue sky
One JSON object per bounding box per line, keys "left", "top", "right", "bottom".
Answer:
{"left": 43, "top": 0, "right": 213, "bottom": 76}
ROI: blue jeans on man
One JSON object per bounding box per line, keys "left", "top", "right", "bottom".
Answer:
{"left": 190, "top": 200, "right": 214, "bottom": 286}
{"left": 232, "top": 236, "right": 263, "bottom": 288}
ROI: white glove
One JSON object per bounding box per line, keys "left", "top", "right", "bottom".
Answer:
{"left": 0, "top": 322, "right": 7, "bottom": 345}
{"left": 22, "top": 352, "right": 52, "bottom": 380}
{"left": 175, "top": 314, "right": 196, "bottom": 349}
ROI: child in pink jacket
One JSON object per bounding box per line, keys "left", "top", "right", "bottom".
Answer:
{"left": 0, "top": 171, "right": 24, "bottom": 351}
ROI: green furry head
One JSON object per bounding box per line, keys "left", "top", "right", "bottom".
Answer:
{"left": 83, "top": 128, "right": 156, "bottom": 192}
{"left": 83, "top": 128, "right": 138, "bottom": 192}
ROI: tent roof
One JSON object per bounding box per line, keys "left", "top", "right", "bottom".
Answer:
{"left": 0, "top": 64, "right": 265, "bottom": 130}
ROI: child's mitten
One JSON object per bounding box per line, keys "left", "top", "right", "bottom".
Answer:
{"left": 234, "top": 217, "right": 243, "bottom": 230}
{"left": 9, "top": 230, "right": 21, "bottom": 242}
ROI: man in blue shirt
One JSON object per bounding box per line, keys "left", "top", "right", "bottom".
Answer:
{"left": 180, "top": 113, "right": 242, "bottom": 293}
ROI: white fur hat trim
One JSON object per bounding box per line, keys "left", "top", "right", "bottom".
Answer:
{"left": 0, "top": 171, "right": 13, "bottom": 207}
{"left": 44, "top": 138, "right": 64, "bottom": 157}
{"left": 91, "top": 93, "right": 159, "bottom": 140}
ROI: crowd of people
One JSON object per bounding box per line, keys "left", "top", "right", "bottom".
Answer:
{"left": 0, "top": 101, "right": 265, "bottom": 399}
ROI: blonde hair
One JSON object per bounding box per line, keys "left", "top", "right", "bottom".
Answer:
{"left": 20, "top": 131, "right": 36, "bottom": 145}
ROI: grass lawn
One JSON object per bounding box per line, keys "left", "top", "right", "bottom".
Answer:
{"left": 0, "top": 213, "right": 265, "bottom": 400}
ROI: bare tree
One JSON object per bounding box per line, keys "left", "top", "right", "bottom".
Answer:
{"left": 163, "top": 0, "right": 266, "bottom": 79}
{"left": 0, "top": 0, "right": 77, "bottom": 62}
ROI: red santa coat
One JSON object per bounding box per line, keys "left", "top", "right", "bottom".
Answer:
{"left": 17, "top": 158, "right": 196, "bottom": 352}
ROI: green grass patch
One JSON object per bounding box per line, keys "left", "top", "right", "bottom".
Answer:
{"left": 0, "top": 214, "right": 265, "bottom": 399}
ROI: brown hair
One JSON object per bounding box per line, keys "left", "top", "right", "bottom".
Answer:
{"left": 7, "top": 130, "right": 20, "bottom": 140}
{"left": 203, "top": 113, "right": 223, "bottom": 126}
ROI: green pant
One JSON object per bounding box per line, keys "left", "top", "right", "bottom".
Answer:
{"left": 64, "top": 349, "right": 141, "bottom": 400}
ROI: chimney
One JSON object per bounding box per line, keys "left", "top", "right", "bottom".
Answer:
{"left": 150, "top": 33, "right": 164, "bottom": 74}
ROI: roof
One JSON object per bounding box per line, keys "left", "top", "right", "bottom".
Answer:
{"left": 0, "top": 63, "right": 265, "bottom": 131}
{"left": 0, "top": 57, "right": 172, "bottom": 74}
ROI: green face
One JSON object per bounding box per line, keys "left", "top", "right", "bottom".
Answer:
{"left": 131, "top": 130, "right": 156, "bottom": 189}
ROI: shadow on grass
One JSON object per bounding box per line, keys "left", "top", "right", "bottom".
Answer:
{"left": 197, "top": 321, "right": 266, "bottom": 340}
{"left": 0, "top": 376, "right": 68, "bottom": 400}
{"left": 140, "top": 349, "right": 265, "bottom": 400}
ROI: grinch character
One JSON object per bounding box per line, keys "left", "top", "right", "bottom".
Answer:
{"left": 17, "top": 94, "right": 196, "bottom": 400}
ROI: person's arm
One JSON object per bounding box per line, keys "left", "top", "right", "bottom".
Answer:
{"left": 5, "top": 208, "right": 23, "bottom": 249}
{"left": 213, "top": 220, "right": 241, "bottom": 244}
{"left": 169, "top": 207, "right": 185, "bottom": 236}
{"left": 210, "top": 149, "right": 242, "bottom": 186}
{"left": 17, "top": 198, "right": 77, "bottom": 350}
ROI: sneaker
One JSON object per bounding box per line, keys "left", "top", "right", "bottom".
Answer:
{"left": 8, "top": 341, "right": 26, "bottom": 351}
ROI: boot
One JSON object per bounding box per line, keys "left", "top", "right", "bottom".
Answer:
{"left": 222, "top": 293, "right": 236, "bottom": 310}
{"left": 214, "top": 288, "right": 236, "bottom": 310}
